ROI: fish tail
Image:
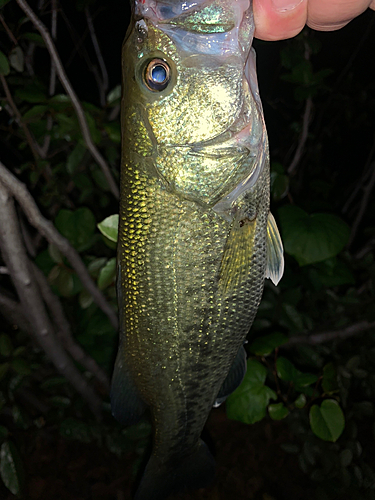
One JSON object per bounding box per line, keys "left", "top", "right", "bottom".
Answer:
{"left": 134, "top": 440, "right": 216, "bottom": 500}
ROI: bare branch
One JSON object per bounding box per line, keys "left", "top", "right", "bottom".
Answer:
{"left": 355, "top": 236, "right": 375, "bottom": 260}
{"left": 348, "top": 161, "right": 375, "bottom": 247}
{"left": 39, "top": 0, "right": 58, "bottom": 158}
{"left": 0, "top": 181, "right": 102, "bottom": 417}
{"left": 0, "top": 162, "right": 118, "bottom": 330}
{"left": 0, "top": 13, "right": 19, "bottom": 45}
{"left": 287, "top": 321, "right": 375, "bottom": 346}
{"left": 287, "top": 96, "right": 313, "bottom": 175}
{"left": 85, "top": 6, "right": 109, "bottom": 107}
{"left": 15, "top": 0, "right": 120, "bottom": 199}
{"left": 31, "top": 262, "right": 110, "bottom": 391}
{"left": 49, "top": 0, "right": 57, "bottom": 95}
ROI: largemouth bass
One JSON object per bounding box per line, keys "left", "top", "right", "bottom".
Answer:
{"left": 111, "top": 0, "right": 284, "bottom": 498}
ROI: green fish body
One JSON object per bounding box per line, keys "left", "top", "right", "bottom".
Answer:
{"left": 111, "top": 0, "right": 284, "bottom": 498}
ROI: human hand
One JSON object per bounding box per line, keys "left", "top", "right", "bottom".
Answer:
{"left": 253, "top": 0, "right": 375, "bottom": 40}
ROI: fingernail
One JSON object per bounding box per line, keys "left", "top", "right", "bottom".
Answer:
{"left": 271, "top": 0, "right": 304, "bottom": 13}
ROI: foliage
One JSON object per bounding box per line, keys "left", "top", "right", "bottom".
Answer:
{"left": 0, "top": 1, "right": 374, "bottom": 499}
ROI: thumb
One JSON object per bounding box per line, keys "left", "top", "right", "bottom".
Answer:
{"left": 253, "top": 0, "right": 308, "bottom": 41}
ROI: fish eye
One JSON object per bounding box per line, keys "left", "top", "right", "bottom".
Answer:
{"left": 143, "top": 59, "right": 170, "bottom": 92}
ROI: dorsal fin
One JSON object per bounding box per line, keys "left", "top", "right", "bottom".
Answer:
{"left": 265, "top": 212, "right": 284, "bottom": 286}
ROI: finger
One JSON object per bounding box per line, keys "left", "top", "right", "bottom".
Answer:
{"left": 253, "top": 0, "right": 308, "bottom": 41}
{"left": 307, "top": 0, "right": 374, "bottom": 31}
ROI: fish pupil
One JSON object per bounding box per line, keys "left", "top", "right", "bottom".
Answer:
{"left": 151, "top": 65, "right": 167, "bottom": 84}
{"left": 144, "top": 58, "right": 170, "bottom": 92}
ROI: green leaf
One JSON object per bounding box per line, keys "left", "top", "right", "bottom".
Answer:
{"left": 15, "top": 86, "right": 46, "bottom": 103}
{"left": 276, "top": 357, "right": 317, "bottom": 388}
{"left": 322, "top": 363, "right": 339, "bottom": 394}
{"left": 276, "top": 357, "right": 298, "bottom": 381}
{"left": 294, "top": 393, "right": 306, "bottom": 408}
{"left": 48, "top": 266, "right": 74, "bottom": 297}
{"left": 60, "top": 418, "right": 93, "bottom": 444}
{"left": 12, "top": 347, "right": 26, "bottom": 357}
{"left": 49, "top": 396, "right": 71, "bottom": 409}
{"left": 226, "top": 359, "right": 277, "bottom": 425}
{"left": 268, "top": 402, "right": 289, "bottom": 420}
{"left": 11, "top": 358, "right": 31, "bottom": 376}
{"left": 0, "top": 334, "right": 13, "bottom": 357}
{"left": 278, "top": 205, "right": 350, "bottom": 266}
{"left": 295, "top": 372, "right": 318, "bottom": 388}
{"left": 55, "top": 207, "right": 96, "bottom": 251}
{"left": 85, "top": 111, "right": 101, "bottom": 144}
{"left": 87, "top": 257, "right": 107, "bottom": 277}
{"left": 270, "top": 170, "right": 289, "bottom": 201}
{"left": 0, "top": 0, "right": 12, "bottom": 7}
{"left": 91, "top": 166, "right": 110, "bottom": 191}
{"left": 309, "top": 399, "right": 345, "bottom": 442}
{"left": 0, "top": 441, "right": 25, "bottom": 496}
{"left": 48, "top": 243, "right": 63, "bottom": 264}
{"left": 0, "top": 50, "right": 10, "bottom": 76}
{"left": 0, "top": 363, "right": 9, "bottom": 381}
{"left": 9, "top": 47, "right": 24, "bottom": 73}
{"left": 79, "top": 289, "right": 94, "bottom": 309}
{"left": 107, "top": 85, "right": 121, "bottom": 104}
{"left": 97, "top": 214, "right": 119, "bottom": 242}
{"left": 0, "top": 426, "right": 8, "bottom": 440}
{"left": 104, "top": 122, "right": 121, "bottom": 143}
{"left": 249, "top": 333, "right": 288, "bottom": 356}
{"left": 340, "top": 449, "right": 353, "bottom": 467}
{"left": 21, "top": 32, "right": 45, "bottom": 45}
{"left": 23, "top": 105, "right": 48, "bottom": 120}
{"left": 67, "top": 143, "right": 86, "bottom": 174}
{"left": 309, "top": 258, "right": 355, "bottom": 288}
{"left": 98, "top": 258, "right": 116, "bottom": 290}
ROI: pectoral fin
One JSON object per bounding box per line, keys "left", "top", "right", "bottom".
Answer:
{"left": 219, "top": 215, "right": 257, "bottom": 293}
{"left": 110, "top": 348, "right": 147, "bottom": 426}
{"left": 265, "top": 212, "right": 284, "bottom": 286}
{"left": 213, "top": 345, "right": 247, "bottom": 407}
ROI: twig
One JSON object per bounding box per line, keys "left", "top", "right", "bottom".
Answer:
{"left": 58, "top": 5, "right": 108, "bottom": 109}
{"left": 85, "top": 6, "right": 109, "bottom": 107}
{"left": 0, "top": 162, "right": 118, "bottom": 330}
{"left": 287, "top": 96, "right": 313, "bottom": 175}
{"left": 31, "top": 261, "right": 110, "bottom": 391}
{"left": 24, "top": 42, "right": 35, "bottom": 77}
{"left": 355, "top": 236, "right": 375, "bottom": 260}
{"left": 49, "top": 0, "right": 57, "bottom": 95}
{"left": 348, "top": 162, "right": 375, "bottom": 247}
{"left": 39, "top": 0, "right": 58, "bottom": 158}
{"left": 0, "top": 74, "right": 41, "bottom": 161}
{"left": 0, "top": 181, "right": 102, "bottom": 417}
{"left": 287, "top": 321, "right": 375, "bottom": 346}
{"left": 0, "top": 13, "right": 19, "bottom": 45}
{"left": 15, "top": 0, "right": 120, "bottom": 199}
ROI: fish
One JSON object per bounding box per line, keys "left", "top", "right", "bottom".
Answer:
{"left": 110, "top": 0, "right": 284, "bottom": 498}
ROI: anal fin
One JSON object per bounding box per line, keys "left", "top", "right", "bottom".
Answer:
{"left": 265, "top": 212, "right": 284, "bottom": 286}
{"left": 213, "top": 345, "right": 247, "bottom": 408}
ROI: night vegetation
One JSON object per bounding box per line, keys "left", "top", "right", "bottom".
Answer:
{"left": 0, "top": 0, "right": 374, "bottom": 498}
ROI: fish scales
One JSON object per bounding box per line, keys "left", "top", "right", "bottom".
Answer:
{"left": 112, "top": 0, "right": 284, "bottom": 498}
